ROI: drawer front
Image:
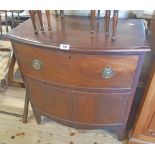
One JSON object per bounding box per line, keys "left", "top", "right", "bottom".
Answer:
{"left": 72, "top": 91, "right": 129, "bottom": 125}
{"left": 14, "top": 43, "right": 139, "bottom": 89}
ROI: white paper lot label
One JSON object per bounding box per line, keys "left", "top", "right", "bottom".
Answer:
{"left": 60, "top": 44, "right": 70, "bottom": 50}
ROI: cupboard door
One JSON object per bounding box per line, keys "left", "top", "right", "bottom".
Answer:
{"left": 25, "top": 78, "right": 73, "bottom": 121}
{"left": 72, "top": 92, "right": 129, "bottom": 125}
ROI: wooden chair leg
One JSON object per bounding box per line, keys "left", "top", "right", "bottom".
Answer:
{"left": 55, "top": 10, "right": 58, "bottom": 17}
{"left": 8, "top": 52, "right": 16, "bottom": 84}
{"left": 17, "top": 12, "right": 20, "bottom": 24}
{"left": 0, "top": 79, "right": 7, "bottom": 91}
{"left": 11, "top": 12, "right": 15, "bottom": 28}
{"left": 5, "top": 11, "right": 8, "bottom": 32}
{"left": 97, "top": 10, "right": 100, "bottom": 20}
{"left": 29, "top": 10, "right": 38, "bottom": 34}
{"left": 7, "top": 52, "right": 27, "bottom": 123}
{"left": 60, "top": 10, "right": 64, "bottom": 17}
{"left": 105, "top": 10, "right": 111, "bottom": 36}
{"left": 8, "top": 52, "right": 25, "bottom": 88}
{"left": 37, "top": 10, "right": 44, "bottom": 31}
{"left": 112, "top": 10, "right": 119, "bottom": 41}
{"left": 0, "top": 14, "right": 2, "bottom": 34}
{"left": 23, "top": 91, "right": 29, "bottom": 123}
{"left": 45, "top": 10, "right": 52, "bottom": 31}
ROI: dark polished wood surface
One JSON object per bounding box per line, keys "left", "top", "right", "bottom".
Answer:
{"left": 7, "top": 15, "right": 151, "bottom": 141}
{"left": 7, "top": 15, "right": 150, "bottom": 53}
{"left": 26, "top": 78, "right": 130, "bottom": 125}
{"left": 14, "top": 43, "right": 139, "bottom": 90}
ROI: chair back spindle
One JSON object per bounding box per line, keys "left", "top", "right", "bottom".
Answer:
{"left": 90, "top": 10, "right": 96, "bottom": 34}
{"left": 29, "top": 10, "right": 119, "bottom": 40}
{"left": 29, "top": 10, "right": 38, "bottom": 34}
{"left": 45, "top": 10, "right": 52, "bottom": 31}
{"left": 37, "top": 10, "right": 44, "bottom": 31}
{"left": 112, "top": 10, "right": 119, "bottom": 40}
{"left": 105, "top": 10, "right": 111, "bottom": 36}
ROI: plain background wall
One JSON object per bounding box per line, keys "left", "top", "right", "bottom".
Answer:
{"left": 52, "top": 10, "right": 153, "bottom": 18}
{"left": 62, "top": 10, "right": 130, "bottom": 18}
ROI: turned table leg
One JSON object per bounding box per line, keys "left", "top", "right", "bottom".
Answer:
{"left": 105, "top": 10, "right": 111, "bottom": 36}
{"left": 112, "top": 10, "right": 119, "bottom": 40}
{"left": 45, "top": 10, "right": 52, "bottom": 31}
{"left": 29, "top": 10, "right": 38, "bottom": 34}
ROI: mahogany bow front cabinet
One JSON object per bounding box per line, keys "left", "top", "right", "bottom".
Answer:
{"left": 7, "top": 15, "right": 151, "bottom": 140}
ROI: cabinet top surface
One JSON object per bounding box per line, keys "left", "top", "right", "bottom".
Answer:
{"left": 7, "top": 15, "right": 150, "bottom": 53}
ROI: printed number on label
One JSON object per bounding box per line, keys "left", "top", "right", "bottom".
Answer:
{"left": 60, "top": 44, "right": 70, "bottom": 50}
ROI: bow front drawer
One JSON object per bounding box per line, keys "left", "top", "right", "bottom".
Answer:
{"left": 14, "top": 43, "right": 139, "bottom": 90}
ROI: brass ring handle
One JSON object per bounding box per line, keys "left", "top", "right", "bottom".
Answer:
{"left": 102, "top": 67, "right": 115, "bottom": 79}
{"left": 32, "top": 59, "right": 43, "bottom": 70}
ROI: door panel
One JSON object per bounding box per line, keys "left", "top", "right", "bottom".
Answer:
{"left": 25, "top": 78, "right": 73, "bottom": 121}
{"left": 72, "top": 91, "right": 129, "bottom": 125}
